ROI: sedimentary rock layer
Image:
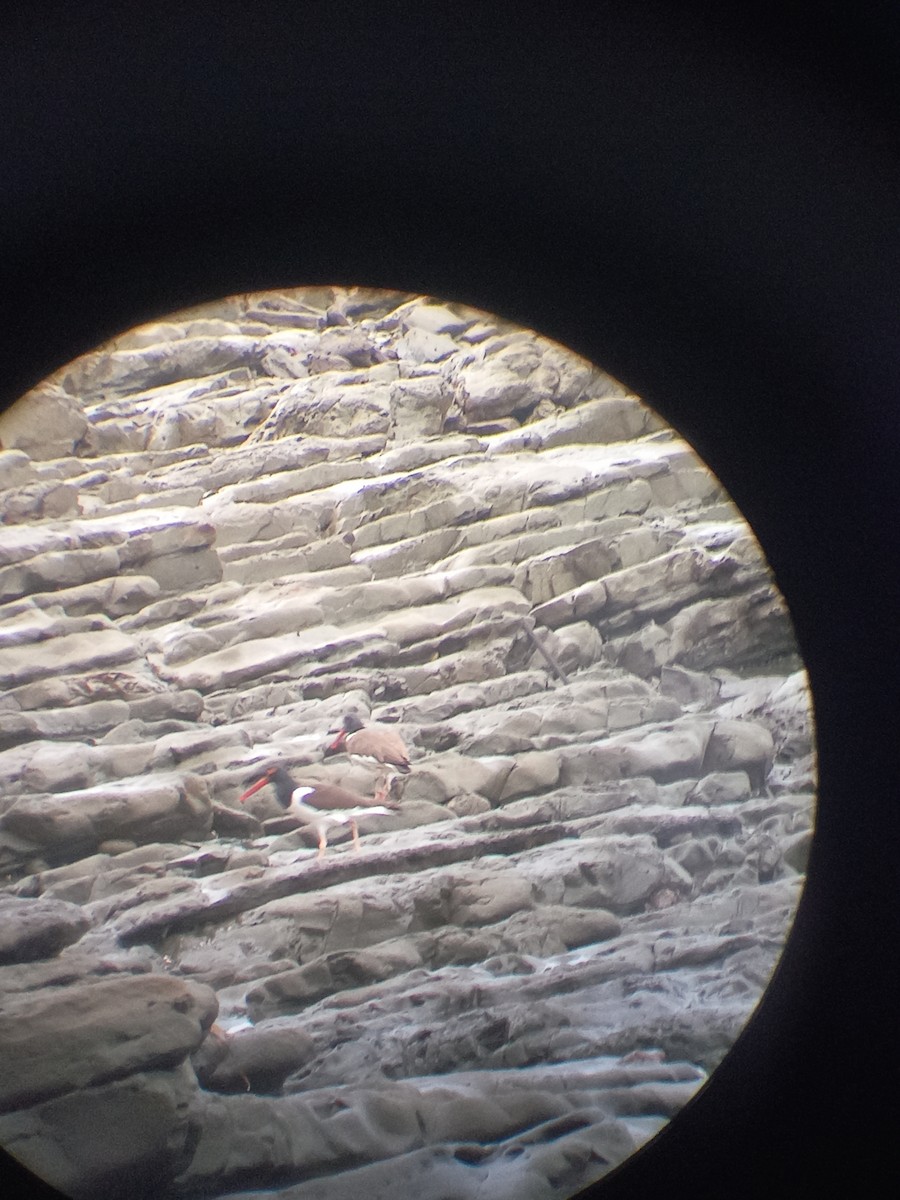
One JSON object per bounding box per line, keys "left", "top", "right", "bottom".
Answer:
{"left": 0, "top": 287, "right": 815, "bottom": 1200}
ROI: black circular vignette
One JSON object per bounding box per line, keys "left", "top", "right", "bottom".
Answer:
{"left": 1, "top": 5, "right": 898, "bottom": 1199}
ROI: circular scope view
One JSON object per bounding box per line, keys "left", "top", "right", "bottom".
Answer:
{"left": 0, "top": 287, "right": 816, "bottom": 1200}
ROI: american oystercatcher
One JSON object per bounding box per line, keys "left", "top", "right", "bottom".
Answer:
{"left": 324, "top": 712, "right": 411, "bottom": 802}
{"left": 238, "top": 763, "right": 398, "bottom": 857}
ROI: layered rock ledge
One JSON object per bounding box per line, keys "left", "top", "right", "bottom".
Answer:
{"left": 0, "top": 287, "right": 815, "bottom": 1200}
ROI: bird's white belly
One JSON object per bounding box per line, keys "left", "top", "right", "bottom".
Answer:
{"left": 349, "top": 753, "right": 387, "bottom": 771}
{"left": 290, "top": 802, "right": 349, "bottom": 827}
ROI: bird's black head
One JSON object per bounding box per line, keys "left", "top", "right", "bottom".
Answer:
{"left": 241, "top": 763, "right": 296, "bottom": 808}
{"left": 268, "top": 766, "right": 298, "bottom": 808}
{"left": 342, "top": 712, "right": 365, "bottom": 733}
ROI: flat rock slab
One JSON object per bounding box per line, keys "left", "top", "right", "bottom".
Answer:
{"left": 242, "top": 901, "right": 623, "bottom": 1020}
{"left": 179, "top": 1052, "right": 704, "bottom": 1200}
{"left": 174, "top": 1066, "right": 644, "bottom": 1200}
{"left": 0, "top": 973, "right": 218, "bottom": 1112}
{"left": 109, "top": 823, "right": 571, "bottom": 945}
{"left": 0, "top": 627, "right": 138, "bottom": 688}
{"left": 0, "top": 774, "right": 213, "bottom": 857}
{"left": 0, "top": 945, "right": 156, "bottom": 996}
{"left": 193, "top": 1024, "right": 316, "bottom": 1093}
{"left": 0, "top": 1062, "right": 200, "bottom": 1200}
{"left": 0, "top": 388, "right": 88, "bottom": 460}
{"left": 0, "top": 896, "right": 91, "bottom": 964}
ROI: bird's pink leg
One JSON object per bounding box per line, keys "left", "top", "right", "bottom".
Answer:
{"left": 373, "top": 769, "right": 389, "bottom": 804}
{"left": 316, "top": 828, "right": 328, "bottom": 859}
{"left": 351, "top": 819, "right": 361, "bottom": 852}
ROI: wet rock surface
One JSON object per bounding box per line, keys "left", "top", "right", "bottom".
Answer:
{"left": 0, "top": 288, "right": 815, "bottom": 1200}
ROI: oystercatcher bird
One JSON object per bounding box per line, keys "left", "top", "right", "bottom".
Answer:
{"left": 324, "top": 713, "right": 411, "bottom": 802}
{"left": 238, "top": 764, "right": 398, "bottom": 857}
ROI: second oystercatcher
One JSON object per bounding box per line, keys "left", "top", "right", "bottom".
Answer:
{"left": 238, "top": 763, "right": 398, "bottom": 857}
{"left": 324, "top": 713, "right": 411, "bottom": 802}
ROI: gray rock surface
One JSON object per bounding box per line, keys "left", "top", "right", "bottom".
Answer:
{"left": 0, "top": 895, "right": 91, "bottom": 964}
{"left": 0, "top": 973, "right": 218, "bottom": 1112}
{"left": 0, "top": 287, "right": 815, "bottom": 1200}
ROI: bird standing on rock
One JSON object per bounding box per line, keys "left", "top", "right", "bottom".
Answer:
{"left": 238, "top": 764, "right": 398, "bottom": 857}
{"left": 324, "top": 713, "right": 411, "bottom": 803}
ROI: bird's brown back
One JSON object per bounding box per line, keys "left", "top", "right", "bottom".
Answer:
{"left": 346, "top": 725, "right": 410, "bottom": 770}
{"left": 309, "top": 781, "right": 399, "bottom": 811}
